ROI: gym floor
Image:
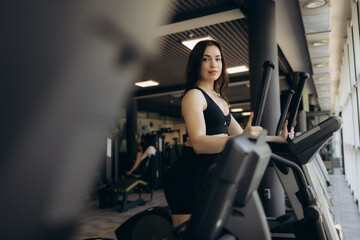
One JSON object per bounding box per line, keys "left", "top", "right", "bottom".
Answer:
{"left": 329, "top": 168, "right": 360, "bottom": 240}
{"left": 73, "top": 168, "right": 360, "bottom": 240}
{"left": 72, "top": 190, "right": 168, "bottom": 240}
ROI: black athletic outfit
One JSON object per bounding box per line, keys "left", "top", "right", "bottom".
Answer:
{"left": 164, "top": 87, "right": 231, "bottom": 214}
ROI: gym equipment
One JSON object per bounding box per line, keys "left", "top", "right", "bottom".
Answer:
{"left": 116, "top": 132, "right": 273, "bottom": 240}
{"left": 179, "top": 132, "right": 272, "bottom": 240}
{"left": 116, "top": 61, "right": 275, "bottom": 240}
{"left": 115, "top": 206, "right": 174, "bottom": 240}
{"left": 287, "top": 72, "right": 309, "bottom": 133}
{"left": 267, "top": 72, "right": 343, "bottom": 239}
{"left": 98, "top": 179, "right": 150, "bottom": 212}
{"left": 115, "top": 67, "right": 342, "bottom": 240}
{"left": 269, "top": 116, "right": 342, "bottom": 166}
{"left": 99, "top": 151, "right": 156, "bottom": 212}
{"left": 276, "top": 89, "right": 295, "bottom": 136}
{"left": 252, "top": 61, "right": 276, "bottom": 126}
{"left": 165, "top": 137, "right": 181, "bottom": 168}
{"left": 142, "top": 133, "right": 167, "bottom": 189}
{"left": 99, "top": 136, "right": 158, "bottom": 212}
{"left": 0, "top": 1, "right": 168, "bottom": 239}
{"left": 270, "top": 153, "right": 328, "bottom": 240}
{"left": 179, "top": 117, "right": 342, "bottom": 239}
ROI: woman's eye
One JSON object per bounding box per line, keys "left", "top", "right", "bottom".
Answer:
{"left": 216, "top": 58, "right": 222, "bottom": 62}
{"left": 202, "top": 58, "right": 209, "bottom": 62}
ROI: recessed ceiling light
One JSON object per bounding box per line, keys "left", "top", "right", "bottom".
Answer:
{"left": 181, "top": 36, "right": 214, "bottom": 50}
{"left": 242, "top": 112, "right": 251, "bottom": 116}
{"left": 304, "top": 0, "right": 326, "bottom": 9}
{"left": 315, "top": 76, "right": 328, "bottom": 81}
{"left": 317, "top": 92, "right": 331, "bottom": 97}
{"left": 311, "top": 40, "right": 328, "bottom": 46}
{"left": 318, "top": 96, "right": 332, "bottom": 99}
{"left": 227, "top": 65, "right": 249, "bottom": 74}
{"left": 171, "top": 93, "right": 182, "bottom": 98}
{"left": 314, "top": 63, "right": 327, "bottom": 68}
{"left": 316, "top": 85, "right": 330, "bottom": 90}
{"left": 135, "top": 80, "right": 159, "bottom": 88}
{"left": 231, "top": 108, "right": 244, "bottom": 113}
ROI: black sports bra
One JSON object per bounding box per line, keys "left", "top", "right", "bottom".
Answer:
{"left": 195, "top": 87, "right": 231, "bottom": 135}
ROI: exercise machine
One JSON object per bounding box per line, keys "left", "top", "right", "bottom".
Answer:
{"left": 178, "top": 132, "right": 272, "bottom": 239}
{"left": 115, "top": 206, "right": 174, "bottom": 239}
{"left": 98, "top": 179, "right": 150, "bottom": 212}
{"left": 115, "top": 132, "right": 273, "bottom": 240}
{"left": 0, "top": 1, "right": 169, "bottom": 239}
{"left": 267, "top": 72, "right": 343, "bottom": 239}
{"left": 115, "top": 67, "right": 342, "bottom": 240}
{"left": 115, "top": 61, "right": 276, "bottom": 240}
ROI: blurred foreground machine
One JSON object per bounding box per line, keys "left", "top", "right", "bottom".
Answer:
{"left": 0, "top": 1, "right": 169, "bottom": 239}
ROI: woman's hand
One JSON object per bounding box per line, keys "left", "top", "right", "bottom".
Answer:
{"left": 280, "top": 120, "right": 295, "bottom": 140}
{"left": 242, "top": 112, "right": 263, "bottom": 137}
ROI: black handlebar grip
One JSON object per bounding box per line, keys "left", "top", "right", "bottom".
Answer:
{"left": 276, "top": 89, "right": 295, "bottom": 135}
{"left": 252, "top": 61, "right": 275, "bottom": 126}
{"left": 287, "top": 72, "right": 310, "bottom": 132}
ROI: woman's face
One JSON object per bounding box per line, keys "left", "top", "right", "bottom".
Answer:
{"left": 200, "top": 45, "right": 222, "bottom": 82}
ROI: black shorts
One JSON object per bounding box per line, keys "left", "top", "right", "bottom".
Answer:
{"left": 163, "top": 146, "right": 221, "bottom": 214}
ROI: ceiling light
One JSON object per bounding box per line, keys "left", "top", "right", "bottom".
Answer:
{"left": 231, "top": 108, "right": 244, "bottom": 113}
{"left": 311, "top": 40, "right": 328, "bottom": 46}
{"left": 227, "top": 65, "right": 249, "bottom": 74}
{"left": 318, "top": 96, "right": 332, "bottom": 100}
{"left": 315, "top": 76, "right": 328, "bottom": 81}
{"left": 304, "top": 0, "right": 325, "bottom": 9}
{"left": 314, "top": 63, "right": 327, "bottom": 68}
{"left": 171, "top": 93, "right": 182, "bottom": 98}
{"left": 317, "top": 92, "right": 331, "bottom": 97}
{"left": 316, "top": 85, "right": 330, "bottom": 90}
{"left": 242, "top": 112, "right": 251, "bottom": 116}
{"left": 135, "top": 80, "right": 159, "bottom": 88}
{"left": 181, "top": 36, "right": 214, "bottom": 50}
{"left": 315, "top": 80, "right": 330, "bottom": 85}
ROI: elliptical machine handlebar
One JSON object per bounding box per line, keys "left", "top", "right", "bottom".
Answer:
{"left": 287, "top": 72, "right": 310, "bottom": 133}
{"left": 252, "top": 61, "right": 275, "bottom": 126}
{"left": 276, "top": 89, "right": 295, "bottom": 136}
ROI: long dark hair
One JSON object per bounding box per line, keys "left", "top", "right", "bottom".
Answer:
{"left": 183, "top": 40, "right": 229, "bottom": 103}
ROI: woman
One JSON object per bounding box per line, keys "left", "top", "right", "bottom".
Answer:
{"left": 126, "top": 142, "right": 156, "bottom": 176}
{"left": 125, "top": 142, "right": 145, "bottom": 176}
{"left": 163, "top": 40, "right": 292, "bottom": 228}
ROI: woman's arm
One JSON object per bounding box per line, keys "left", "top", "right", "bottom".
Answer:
{"left": 126, "top": 152, "right": 143, "bottom": 175}
{"left": 228, "top": 112, "right": 263, "bottom": 136}
{"left": 229, "top": 112, "right": 293, "bottom": 142}
{"left": 228, "top": 114, "right": 243, "bottom": 135}
{"left": 183, "top": 90, "right": 290, "bottom": 153}
{"left": 265, "top": 120, "right": 294, "bottom": 142}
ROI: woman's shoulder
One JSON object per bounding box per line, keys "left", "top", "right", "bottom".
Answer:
{"left": 183, "top": 88, "right": 204, "bottom": 99}
{"left": 182, "top": 88, "right": 207, "bottom": 111}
